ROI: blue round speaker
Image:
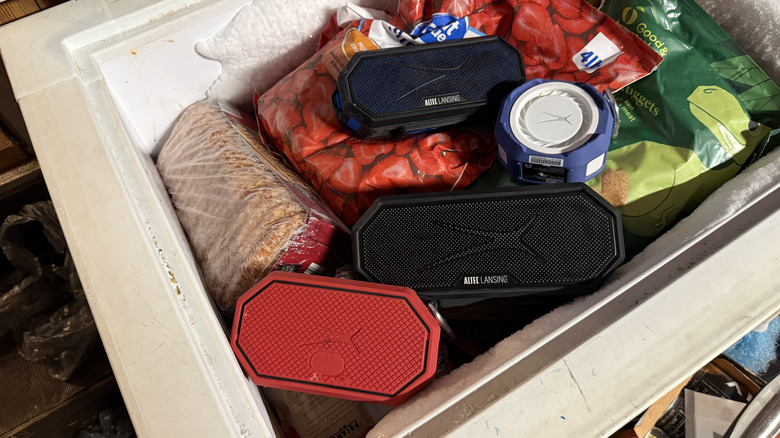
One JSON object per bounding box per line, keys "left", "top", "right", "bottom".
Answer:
{"left": 494, "top": 79, "right": 618, "bottom": 184}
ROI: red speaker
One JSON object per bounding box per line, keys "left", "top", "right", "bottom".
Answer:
{"left": 230, "top": 271, "right": 441, "bottom": 405}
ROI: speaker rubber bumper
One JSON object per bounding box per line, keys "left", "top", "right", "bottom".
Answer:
{"left": 231, "top": 271, "right": 441, "bottom": 406}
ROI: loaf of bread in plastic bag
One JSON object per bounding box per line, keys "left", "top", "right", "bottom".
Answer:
{"left": 157, "top": 101, "right": 347, "bottom": 312}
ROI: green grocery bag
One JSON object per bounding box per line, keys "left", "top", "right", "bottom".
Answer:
{"left": 588, "top": 0, "right": 780, "bottom": 255}
{"left": 474, "top": 0, "right": 780, "bottom": 258}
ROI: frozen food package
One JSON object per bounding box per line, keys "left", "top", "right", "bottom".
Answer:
{"left": 156, "top": 101, "right": 349, "bottom": 312}
{"left": 253, "top": 0, "right": 663, "bottom": 225}
{"left": 253, "top": 59, "right": 495, "bottom": 226}
{"left": 315, "top": 0, "right": 663, "bottom": 92}
{"left": 263, "top": 388, "right": 375, "bottom": 438}
{"left": 583, "top": 0, "right": 780, "bottom": 255}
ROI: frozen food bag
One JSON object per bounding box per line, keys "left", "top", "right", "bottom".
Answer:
{"left": 474, "top": 0, "right": 780, "bottom": 257}
{"left": 254, "top": 0, "right": 662, "bottom": 225}
{"left": 253, "top": 40, "right": 495, "bottom": 226}
{"left": 586, "top": 0, "right": 780, "bottom": 254}
{"left": 156, "top": 101, "right": 349, "bottom": 312}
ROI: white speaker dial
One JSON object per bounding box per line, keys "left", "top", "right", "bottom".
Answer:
{"left": 509, "top": 82, "right": 600, "bottom": 154}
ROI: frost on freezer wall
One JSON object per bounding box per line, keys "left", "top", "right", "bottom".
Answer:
{"left": 195, "top": 0, "right": 397, "bottom": 110}
{"left": 694, "top": 0, "right": 780, "bottom": 82}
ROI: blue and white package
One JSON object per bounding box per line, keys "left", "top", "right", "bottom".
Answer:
{"left": 494, "top": 79, "right": 618, "bottom": 184}
{"left": 409, "top": 13, "right": 484, "bottom": 43}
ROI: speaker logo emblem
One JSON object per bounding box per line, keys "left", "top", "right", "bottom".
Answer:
{"left": 398, "top": 57, "right": 477, "bottom": 104}
{"left": 301, "top": 327, "right": 362, "bottom": 353}
{"left": 538, "top": 111, "right": 574, "bottom": 126}
{"left": 463, "top": 275, "right": 511, "bottom": 286}
{"left": 420, "top": 93, "right": 465, "bottom": 108}
{"left": 310, "top": 350, "right": 345, "bottom": 376}
{"left": 420, "top": 216, "right": 545, "bottom": 272}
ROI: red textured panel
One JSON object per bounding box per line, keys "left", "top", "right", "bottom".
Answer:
{"left": 231, "top": 271, "right": 440, "bottom": 406}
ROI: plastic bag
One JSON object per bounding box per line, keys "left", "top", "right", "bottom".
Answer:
{"left": 0, "top": 201, "right": 98, "bottom": 380}
{"left": 76, "top": 405, "right": 136, "bottom": 438}
{"left": 0, "top": 275, "right": 69, "bottom": 337}
{"left": 0, "top": 200, "right": 67, "bottom": 276}
{"left": 254, "top": 59, "right": 495, "bottom": 226}
{"left": 17, "top": 286, "right": 99, "bottom": 380}
{"left": 583, "top": 0, "right": 780, "bottom": 255}
{"left": 255, "top": 0, "right": 662, "bottom": 225}
{"left": 315, "top": 0, "right": 663, "bottom": 92}
{"left": 156, "top": 101, "right": 349, "bottom": 312}
{"left": 1, "top": 201, "right": 71, "bottom": 336}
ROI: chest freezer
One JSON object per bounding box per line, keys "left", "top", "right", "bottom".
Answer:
{"left": 1, "top": 0, "right": 779, "bottom": 436}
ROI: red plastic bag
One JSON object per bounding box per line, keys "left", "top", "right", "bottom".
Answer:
{"left": 385, "top": 0, "right": 663, "bottom": 91}
{"left": 254, "top": 38, "right": 495, "bottom": 225}
{"left": 255, "top": 0, "right": 662, "bottom": 225}
{"left": 506, "top": 0, "right": 663, "bottom": 89}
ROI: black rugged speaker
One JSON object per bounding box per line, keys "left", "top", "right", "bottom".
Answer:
{"left": 332, "top": 36, "right": 525, "bottom": 139}
{"left": 352, "top": 183, "right": 624, "bottom": 301}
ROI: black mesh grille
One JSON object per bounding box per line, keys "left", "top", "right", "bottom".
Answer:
{"left": 349, "top": 41, "right": 522, "bottom": 116}
{"left": 354, "top": 186, "right": 623, "bottom": 296}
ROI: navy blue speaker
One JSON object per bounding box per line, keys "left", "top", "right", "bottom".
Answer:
{"left": 332, "top": 36, "right": 525, "bottom": 139}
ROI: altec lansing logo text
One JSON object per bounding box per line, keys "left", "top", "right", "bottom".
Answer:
{"left": 421, "top": 94, "right": 464, "bottom": 107}
{"left": 463, "top": 275, "right": 510, "bottom": 285}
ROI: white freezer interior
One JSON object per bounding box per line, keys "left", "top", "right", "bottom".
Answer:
{"left": 1, "top": 0, "right": 779, "bottom": 436}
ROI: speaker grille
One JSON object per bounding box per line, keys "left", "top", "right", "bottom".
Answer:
{"left": 348, "top": 39, "right": 523, "bottom": 116}
{"left": 353, "top": 185, "right": 623, "bottom": 298}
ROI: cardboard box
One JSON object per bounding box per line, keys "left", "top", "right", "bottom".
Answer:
{"left": 624, "top": 356, "right": 764, "bottom": 438}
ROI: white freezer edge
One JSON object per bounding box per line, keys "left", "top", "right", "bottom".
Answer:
{"left": 452, "top": 172, "right": 780, "bottom": 437}
{"left": 2, "top": 1, "right": 277, "bottom": 436}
